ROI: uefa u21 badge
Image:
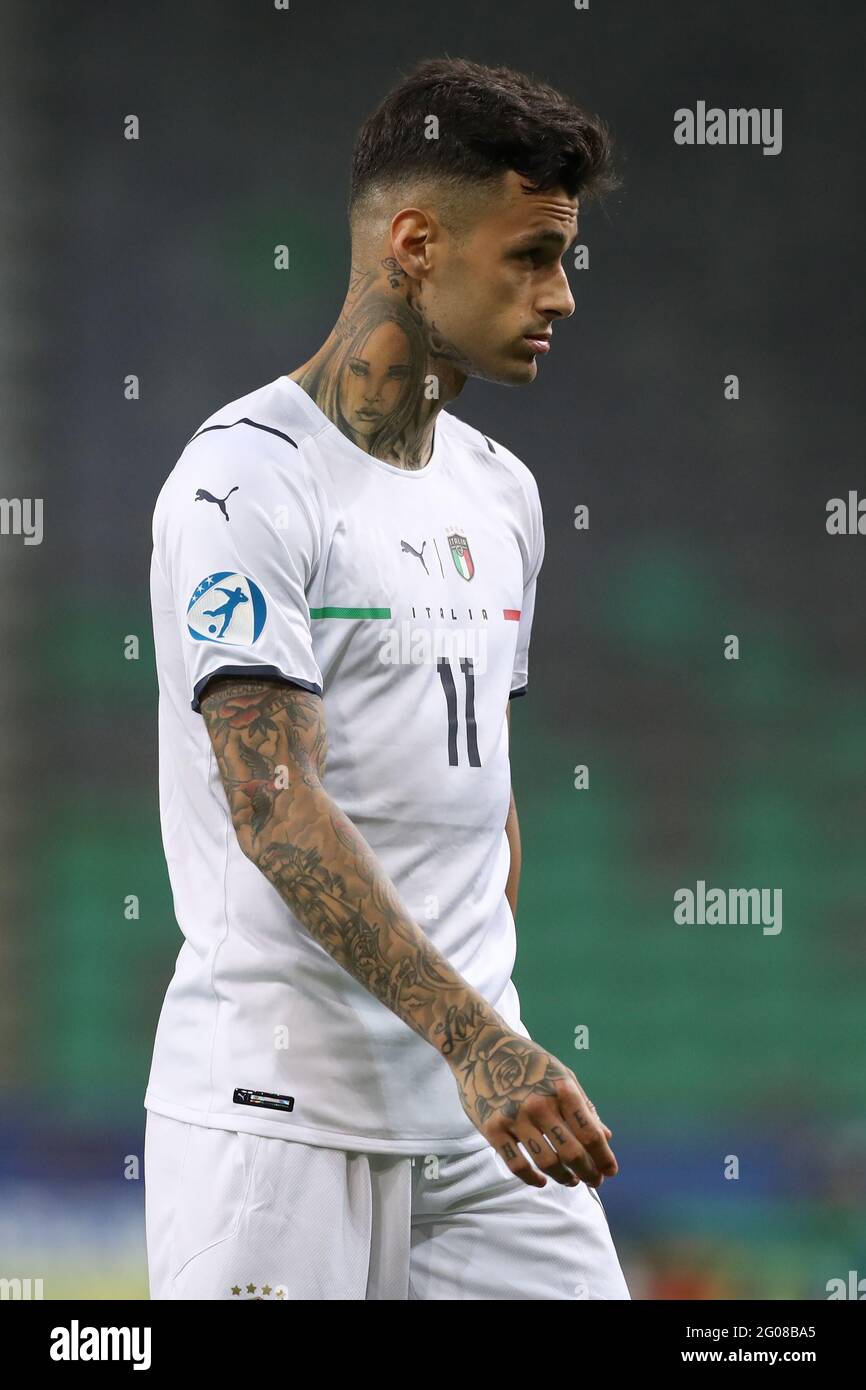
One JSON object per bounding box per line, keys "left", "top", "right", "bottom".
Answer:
{"left": 187, "top": 571, "right": 267, "bottom": 644}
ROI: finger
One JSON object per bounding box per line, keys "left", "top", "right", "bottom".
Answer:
{"left": 567, "top": 1084, "right": 614, "bottom": 1162}
{"left": 512, "top": 1123, "right": 590, "bottom": 1187}
{"left": 570, "top": 1084, "right": 618, "bottom": 1172}
{"left": 560, "top": 1087, "right": 618, "bottom": 1175}
{"left": 561, "top": 1144, "right": 603, "bottom": 1187}
{"left": 518, "top": 1118, "right": 604, "bottom": 1187}
{"left": 494, "top": 1133, "right": 547, "bottom": 1188}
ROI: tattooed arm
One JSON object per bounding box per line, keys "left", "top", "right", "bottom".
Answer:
{"left": 200, "top": 676, "right": 618, "bottom": 1191}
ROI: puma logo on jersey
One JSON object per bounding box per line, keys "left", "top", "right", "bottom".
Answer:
{"left": 400, "top": 538, "right": 429, "bottom": 574}
{"left": 195, "top": 485, "right": 238, "bottom": 520}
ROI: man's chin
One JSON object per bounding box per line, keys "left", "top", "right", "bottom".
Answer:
{"left": 470, "top": 356, "right": 538, "bottom": 387}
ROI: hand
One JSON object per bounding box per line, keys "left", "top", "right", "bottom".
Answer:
{"left": 450, "top": 1029, "right": 618, "bottom": 1189}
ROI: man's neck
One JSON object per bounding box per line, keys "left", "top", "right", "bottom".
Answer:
{"left": 288, "top": 254, "right": 469, "bottom": 469}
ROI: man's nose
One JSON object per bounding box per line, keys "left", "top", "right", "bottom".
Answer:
{"left": 540, "top": 265, "right": 576, "bottom": 321}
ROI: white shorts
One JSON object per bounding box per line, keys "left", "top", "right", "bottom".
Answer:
{"left": 144, "top": 1110, "right": 631, "bottom": 1300}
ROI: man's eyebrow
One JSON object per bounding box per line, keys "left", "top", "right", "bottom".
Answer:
{"left": 510, "top": 227, "right": 578, "bottom": 250}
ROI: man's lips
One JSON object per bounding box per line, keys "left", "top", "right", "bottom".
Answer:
{"left": 523, "top": 333, "right": 551, "bottom": 355}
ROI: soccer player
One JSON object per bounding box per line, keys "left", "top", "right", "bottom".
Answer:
{"left": 144, "top": 57, "right": 630, "bottom": 1300}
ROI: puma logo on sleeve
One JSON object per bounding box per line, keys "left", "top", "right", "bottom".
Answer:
{"left": 195, "top": 486, "right": 239, "bottom": 521}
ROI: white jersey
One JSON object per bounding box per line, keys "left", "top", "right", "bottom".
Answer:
{"left": 145, "top": 375, "right": 545, "bottom": 1154}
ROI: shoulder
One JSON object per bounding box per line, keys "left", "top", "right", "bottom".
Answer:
{"left": 439, "top": 411, "right": 543, "bottom": 577}
{"left": 154, "top": 376, "right": 326, "bottom": 530}
{"left": 439, "top": 408, "right": 542, "bottom": 520}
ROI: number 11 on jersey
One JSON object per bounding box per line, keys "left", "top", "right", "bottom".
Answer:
{"left": 437, "top": 656, "right": 481, "bottom": 767}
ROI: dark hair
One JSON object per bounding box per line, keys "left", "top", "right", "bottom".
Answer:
{"left": 349, "top": 57, "right": 619, "bottom": 223}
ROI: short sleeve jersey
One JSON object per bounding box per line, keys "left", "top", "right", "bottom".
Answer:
{"left": 146, "top": 375, "right": 545, "bottom": 1153}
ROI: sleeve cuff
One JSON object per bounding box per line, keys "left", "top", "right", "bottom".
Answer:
{"left": 192, "top": 665, "right": 323, "bottom": 713}
{"left": 508, "top": 684, "right": 528, "bottom": 700}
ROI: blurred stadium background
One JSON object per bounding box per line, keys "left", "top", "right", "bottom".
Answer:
{"left": 1, "top": 0, "right": 864, "bottom": 1298}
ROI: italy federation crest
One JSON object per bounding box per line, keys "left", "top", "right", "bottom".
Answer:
{"left": 186, "top": 571, "right": 267, "bottom": 644}
{"left": 447, "top": 530, "right": 475, "bottom": 581}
